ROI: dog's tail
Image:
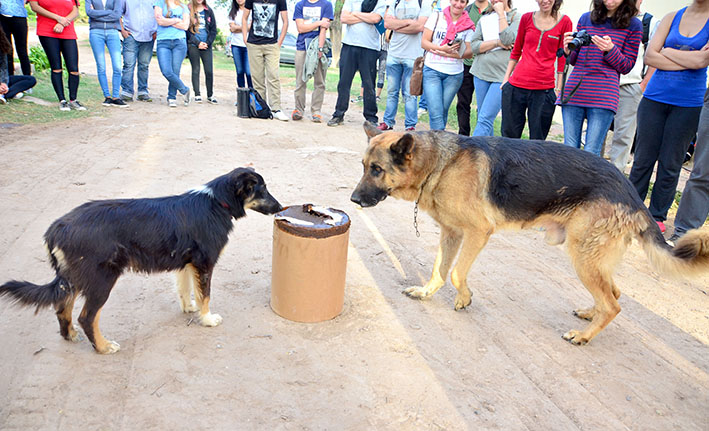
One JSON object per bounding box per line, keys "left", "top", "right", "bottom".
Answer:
{"left": 638, "top": 221, "right": 709, "bottom": 278}
{"left": 0, "top": 276, "right": 71, "bottom": 313}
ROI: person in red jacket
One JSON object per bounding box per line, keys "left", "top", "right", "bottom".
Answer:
{"left": 500, "top": 0, "right": 570, "bottom": 140}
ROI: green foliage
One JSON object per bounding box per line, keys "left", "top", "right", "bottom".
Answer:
{"left": 29, "top": 46, "right": 50, "bottom": 72}
{"left": 214, "top": 28, "right": 227, "bottom": 49}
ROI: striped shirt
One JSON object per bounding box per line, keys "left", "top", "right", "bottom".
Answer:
{"left": 557, "top": 12, "right": 642, "bottom": 112}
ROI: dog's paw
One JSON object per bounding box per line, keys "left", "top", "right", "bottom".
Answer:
{"left": 562, "top": 330, "right": 589, "bottom": 345}
{"left": 572, "top": 307, "right": 595, "bottom": 321}
{"left": 180, "top": 300, "right": 199, "bottom": 313}
{"left": 402, "top": 286, "right": 432, "bottom": 300}
{"left": 96, "top": 340, "right": 121, "bottom": 355}
{"left": 454, "top": 291, "right": 472, "bottom": 310}
{"left": 66, "top": 325, "right": 82, "bottom": 343}
{"left": 200, "top": 313, "right": 223, "bottom": 327}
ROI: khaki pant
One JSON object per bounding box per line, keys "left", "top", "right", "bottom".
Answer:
{"left": 294, "top": 50, "right": 327, "bottom": 116}
{"left": 246, "top": 42, "right": 282, "bottom": 111}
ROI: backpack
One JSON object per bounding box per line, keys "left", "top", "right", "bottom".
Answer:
{"left": 641, "top": 12, "right": 653, "bottom": 52}
{"left": 248, "top": 89, "right": 272, "bottom": 119}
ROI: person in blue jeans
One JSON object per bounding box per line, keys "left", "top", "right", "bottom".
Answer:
{"left": 153, "top": 0, "right": 191, "bottom": 107}
{"left": 420, "top": 0, "right": 473, "bottom": 130}
{"left": 120, "top": 0, "right": 157, "bottom": 102}
{"left": 227, "top": 0, "right": 252, "bottom": 91}
{"left": 86, "top": 0, "right": 126, "bottom": 107}
{"left": 378, "top": 0, "right": 432, "bottom": 131}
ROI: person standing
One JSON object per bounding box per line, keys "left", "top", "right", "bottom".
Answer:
{"left": 500, "top": 0, "right": 570, "bottom": 140}
{"left": 86, "top": 0, "right": 127, "bottom": 107}
{"left": 557, "top": 0, "right": 641, "bottom": 157}
{"left": 187, "top": 0, "right": 217, "bottom": 103}
{"left": 291, "top": 0, "right": 333, "bottom": 122}
{"left": 628, "top": 0, "right": 709, "bottom": 233}
{"left": 0, "top": 0, "right": 32, "bottom": 79}
{"left": 326, "top": 0, "right": 387, "bottom": 127}
{"left": 455, "top": 0, "right": 489, "bottom": 136}
{"left": 120, "top": 0, "right": 157, "bottom": 102}
{"left": 30, "top": 0, "right": 87, "bottom": 111}
{"left": 154, "top": 0, "right": 191, "bottom": 108}
{"left": 242, "top": 0, "right": 289, "bottom": 121}
{"left": 377, "top": 0, "right": 433, "bottom": 131}
{"left": 228, "top": 0, "right": 252, "bottom": 93}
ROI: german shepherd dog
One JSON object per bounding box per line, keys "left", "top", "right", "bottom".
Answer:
{"left": 352, "top": 123, "right": 709, "bottom": 345}
{"left": 0, "top": 168, "right": 282, "bottom": 354}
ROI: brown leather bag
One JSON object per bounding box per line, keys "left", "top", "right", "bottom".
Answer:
{"left": 409, "top": 55, "right": 425, "bottom": 96}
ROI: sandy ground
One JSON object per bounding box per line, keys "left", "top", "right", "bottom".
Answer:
{"left": 0, "top": 39, "right": 708, "bottom": 430}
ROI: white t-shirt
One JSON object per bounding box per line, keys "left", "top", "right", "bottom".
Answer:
{"left": 423, "top": 11, "right": 473, "bottom": 75}
{"left": 228, "top": 9, "right": 251, "bottom": 48}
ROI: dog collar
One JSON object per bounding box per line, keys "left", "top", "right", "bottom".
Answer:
{"left": 220, "top": 201, "right": 230, "bottom": 210}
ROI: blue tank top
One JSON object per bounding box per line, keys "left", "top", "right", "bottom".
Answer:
{"left": 643, "top": 7, "right": 709, "bottom": 107}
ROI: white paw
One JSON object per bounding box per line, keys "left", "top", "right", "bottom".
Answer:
{"left": 200, "top": 313, "right": 223, "bottom": 327}
{"left": 403, "top": 286, "right": 432, "bottom": 300}
{"left": 98, "top": 340, "right": 121, "bottom": 354}
{"left": 180, "top": 300, "right": 199, "bottom": 313}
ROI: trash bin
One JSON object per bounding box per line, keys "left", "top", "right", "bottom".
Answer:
{"left": 270, "top": 204, "right": 350, "bottom": 322}
{"left": 237, "top": 88, "right": 250, "bottom": 118}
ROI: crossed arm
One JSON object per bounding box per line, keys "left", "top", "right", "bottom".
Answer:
{"left": 645, "top": 11, "right": 709, "bottom": 71}
{"left": 154, "top": 5, "right": 189, "bottom": 30}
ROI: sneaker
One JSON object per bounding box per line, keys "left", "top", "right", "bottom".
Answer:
{"left": 234, "top": 100, "right": 238, "bottom": 107}
{"left": 59, "top": 100, "right": 70, "bottom": 111}
{"left": 377, "top": 122, "right": 393, "bottom": 131}
{"left": 13, "top": 92, "right": 23, "bottom": 100}
{"left": 68, "top": 100, "right": 86, "bottom": 111}
{"left": 194, "top": 95, "right": 202, "bottom": 103}
{"left": 273, "top": 110, "right": 289, "bottom": 121}
{"left": 121, "top": 94, "right": 133, "bottom": 102}
{"left": 168, "top": 99, "right": 177, "bottom": 108}
{"left": 25, "top": 88, "right": 33, "bottom": 95}
{"left": 137, "top": 94, "right": 152, "bottom": 102}
{"left": 0, "top": 95, "right": 6, "bottom": 104}
{"left": 292, "top": 109, "right": 303, "bottom": 121}
{"left": 102, "top": 97, "right": 113, "bottom": 106}
{"left": 350, "top": 95, "right": 362, "bottom": 103}
{"left": 405, "top": 126, "right": 416, "bottom": 131}
{"left": 311, "top": 113, "right": 323, "bottom": 123}
{"left": 327, "top": 116, "right": 344, "bottom": 127}
{"left": 666, "top": 233, "right": 681, "bottom": 247}
{"left": 207, "top": 96, "right": 218, "bottom": 104}
{"left": 183, "top": 88, "right": 191, "bottom": 106}
{"left": 417, "top": 107, "right": 427, "bottom": 117}
{"left": 111, "top": 98, "right": 128, "bottom": 108}
{"left": 376, "top": 96, "right": 381, "bottom": 102}
{"left": 656, "top": 221, "right": 666, "bottom": 233}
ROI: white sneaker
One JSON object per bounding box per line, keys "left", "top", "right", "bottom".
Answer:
{"left": 0, "top": 95, "right": 6, "bottom": 104}
{"left": 183, "top": 88, "right": 191, "bottom": 106}
{"left": 13, "top": 92, "right": 24, "bottom": 100}
{"left": 168, "top": 99, "right": 177, "bottom": 108}
{"left": 417, "top": 107, "right": 427, "bottom": 118}
{"left": 273, "top": 110, "right": 289, "bottom": 121}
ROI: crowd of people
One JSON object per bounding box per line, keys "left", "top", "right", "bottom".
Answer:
{"left": 0, "top": 0, "right": 708, "bottom": 239}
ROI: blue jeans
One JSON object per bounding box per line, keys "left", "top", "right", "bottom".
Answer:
{"left": 382, "top": 56, "right": 417, "bottom": 128}
{"left": 231, "top": 45, "right": 252, "bottom": 88}
{"left": 89, "top": 29, "right": 122, "bottom": 98}
{"left": 422, "top": 65, "right": 464, "bottom": 131}
{"left": 472, "top": 77, "right": 501, "bottom": 137}
{"left": 121, "top": 34, "right": 154, "bottom": 98}
{"left": 156, "top": 38, "right": 189, "bottom": 101}
{"left": 561, "top": 105, "right": 615, "bottom": 156}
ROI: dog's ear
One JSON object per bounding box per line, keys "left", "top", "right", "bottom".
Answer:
{"left": 390, "top": 133, "right": 415, "bottom": 165}
{"left": 364, "top": 121, "right": 382, "bottom": 141}
{"left": 236, "top": 172, "right": 258, "bottom": 199}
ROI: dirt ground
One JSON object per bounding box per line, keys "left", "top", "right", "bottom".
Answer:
{"left": 1, "top": 40, "right": 708, "bottom": 430}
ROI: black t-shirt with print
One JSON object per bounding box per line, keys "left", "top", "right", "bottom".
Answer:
{"left": 245, "top": 0, "right": 288, "bottom": 45}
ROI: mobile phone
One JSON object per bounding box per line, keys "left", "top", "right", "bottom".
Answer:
{"left": 447, "top": 37, "right": 462, "bottom": 46}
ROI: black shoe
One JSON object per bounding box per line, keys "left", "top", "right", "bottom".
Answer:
{"left": 327, "top": 116, "right": 344, "bottom": 127}
{"left": 102, "top": 97, "right": 113, "bottom": 106}
{"left": 666, "top": 233, "right": 681, "bottom": 247}
{"left": 111, "top": 98, "right": 128, "bottom": 108}
{"left": 137, "top": 94, "right": 152, "bottom": 102}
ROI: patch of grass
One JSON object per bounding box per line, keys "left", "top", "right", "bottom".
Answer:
{"left": 1, "top": 70, "right": 107, "bottom": 125}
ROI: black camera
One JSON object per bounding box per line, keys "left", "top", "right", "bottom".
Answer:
{"left": 568, "top": 30, "right": 592, "bottom": 51}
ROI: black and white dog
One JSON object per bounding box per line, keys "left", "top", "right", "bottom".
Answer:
{"left": 0, "top": 168, "right": 282, "bottom": 354}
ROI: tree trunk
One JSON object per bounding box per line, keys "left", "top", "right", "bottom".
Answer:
{"left": 330, "top": 0, "right": 346, "bottom": 67}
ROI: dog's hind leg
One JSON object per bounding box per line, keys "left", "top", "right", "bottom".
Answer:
{"left": 77, "top": 274, "right": 121, "bottom": 354}
{"left": 175, "top": 265, "right": 199, "bottom": 313}
{"left": 192, "top": 267, "right": 222, "bottom": 327}
{"left": 449, "top": 228, "right": 491, "bottom": 310}
{"left": 404, "top": 225, "right": 463, "bottom": 301}
{"left": 55, "top": 292, "right": 80, "bottom": 342}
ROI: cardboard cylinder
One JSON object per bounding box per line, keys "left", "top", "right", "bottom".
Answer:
{"left": 237, "top": 88, "right": 250, "bottom": 118}
{"left": 270, "top": 205, "right": 350, "bottom": 323}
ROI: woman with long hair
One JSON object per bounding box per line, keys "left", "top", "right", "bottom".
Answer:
{"left": 0, "top": 0, "right": 32, "bottom": 79}
{"left": 557, "top": 0, "right": 642, "bottom": 156}
{"left": 154, "top": 0, "right": 191, "bottom": 107}
{"left": 421, "top": 0, "right": 474, "bottom": 131}
{"left": 228, "top": 0, "right": 252, "bottom": 92}
{"left": 500, "top": 0, "right": 570, "bottom": 140}
{"left": 187, "top": 0, "right": 217, "bottom": 103}
{"left": 0, "top": 26, "right": 36, "bottom": 103}
{"left": 86, "top": 0, "right": 126, "bottom": 107}
{"left": 469, "top": 0, "right": 519, "bottom": 136}
{"left": 629, "top": 0, "right": 709, "bottom": 233}
{"left": 30, "top": 0, "right": 87, "bottom": 111}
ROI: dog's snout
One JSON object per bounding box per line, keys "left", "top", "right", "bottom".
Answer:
{"left": 350, "top": 191, "right": 362, "bottom": 206}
